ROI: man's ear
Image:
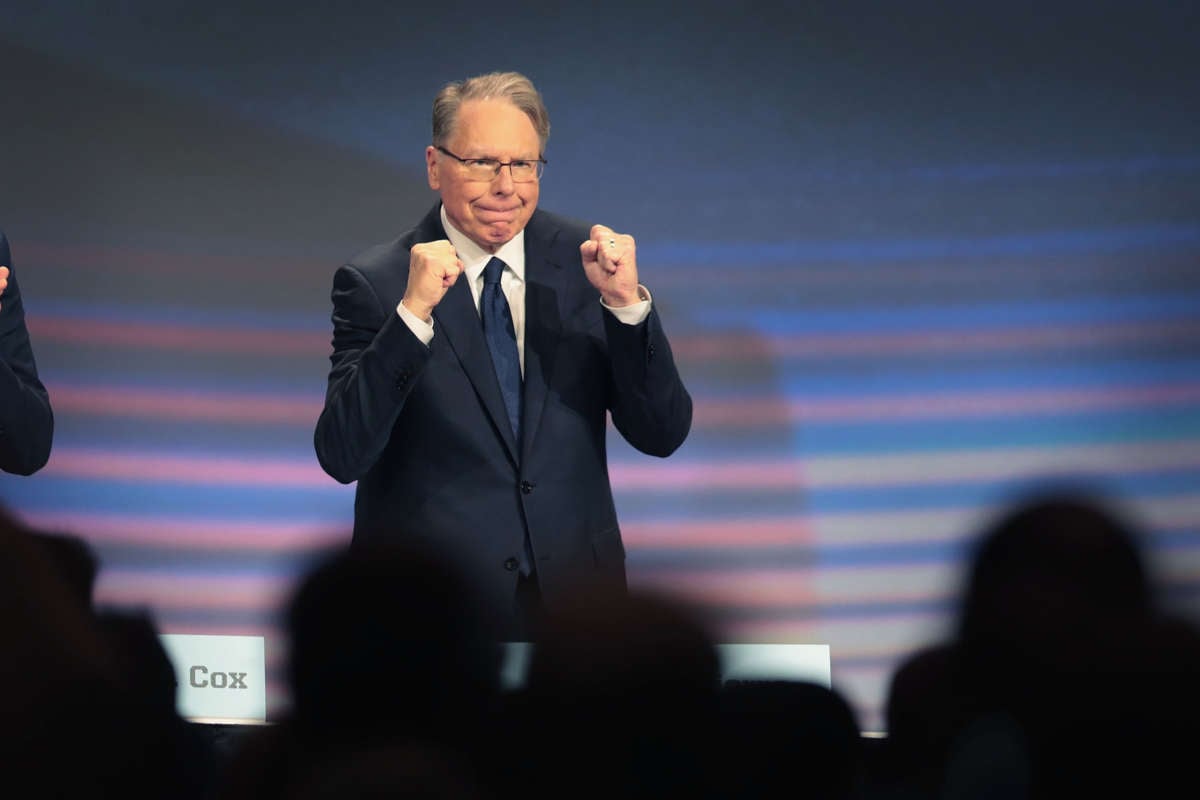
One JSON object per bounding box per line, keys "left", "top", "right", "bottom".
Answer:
{"left": 426, "top": 146, "right": 440, "bottom": 190}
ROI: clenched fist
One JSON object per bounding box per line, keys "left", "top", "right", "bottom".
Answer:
{"left": 581, "top": 224, "right": 640, "bottom": 307}
{"left": 0, "top": 266, "right": 8, "bottom": 311}
{"left": 402, "top": 240, "right": 463, "bottom": 321}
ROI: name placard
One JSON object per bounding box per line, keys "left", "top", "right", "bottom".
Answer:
{"left": 718, "top": 643, "right": 832, "bottom": 687}
{"left": 158, "top": 633, "right": 267, "bottom": 723}
{"left": 500, "top": 642, "right": 831, "bottom": 689}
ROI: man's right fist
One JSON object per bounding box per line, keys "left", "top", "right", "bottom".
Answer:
{"left": 402, "top": 240, "right": 463, "bottom": 321}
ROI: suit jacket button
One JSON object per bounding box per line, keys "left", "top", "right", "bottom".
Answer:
{"left": 647, "top": 344, "right": 656, "bottom": 360}
{"left": 520, "top": 480, "right": 535, "bottom": 494}
{"left": 503, "top": 557, "right": 519, "bottom": 571}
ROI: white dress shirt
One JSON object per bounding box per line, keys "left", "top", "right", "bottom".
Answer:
{"left": 396, "top": 205, "right": 652, "bottom": 374}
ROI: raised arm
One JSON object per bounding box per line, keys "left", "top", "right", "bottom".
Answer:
{"left": 0, "top": 235, "right": 54, "bottom": 475}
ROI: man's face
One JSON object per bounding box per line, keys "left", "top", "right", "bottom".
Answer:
{"left": 426, "top": 98, "right": 541, "bottom": 252}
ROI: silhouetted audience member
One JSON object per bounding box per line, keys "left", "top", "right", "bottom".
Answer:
{"left": 0, "top": 503, "right": 217, "bottom": 797}
{"left": 511, "top": 582, "right": 723, "bottom": 800}
{"left": 97, "top": 607, "right": 221, "bottom": 798}
{"left": 29, "top": 527, "right": 99, "bottom": 611}
{"left": 216, "top": 539, "right": 503, "bottom": 800}
{"left": 1, "top": 505, "right": 123, "bottom": 794}
{"left": 717, "top": 678, "right": 865, "bottom": 799}
{"left": 880, "top": 487, "right": 1200, "bottom": 799}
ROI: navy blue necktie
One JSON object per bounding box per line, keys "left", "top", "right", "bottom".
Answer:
{"left": 481, "top": 257, "right": 522, "bottom": 442}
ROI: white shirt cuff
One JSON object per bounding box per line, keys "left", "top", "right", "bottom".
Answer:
{"left": 602, "top": 284, "right": 652, "bottom": 325}
{"left": 396, "top": 301, "right": 435, "bottom": 345}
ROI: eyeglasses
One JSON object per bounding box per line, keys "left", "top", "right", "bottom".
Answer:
{"left": 435, "top": 146, "right": 547, "bottom": 183}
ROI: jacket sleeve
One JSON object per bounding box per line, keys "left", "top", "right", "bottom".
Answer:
{"left": 313, "top": 263, "right": 432, "bottom": 483}
{"left": 602, "top": 305, "right": 692, "bottom": 458}
{"left": 0, "top": 235, "right": 54, "bottom": 475}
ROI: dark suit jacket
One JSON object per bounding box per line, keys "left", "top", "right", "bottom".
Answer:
{"left": 314, "top": 205, "right": 692, "bottom": 628}
{"left": 0, "top": 232, "right": 53, "bottom": 475}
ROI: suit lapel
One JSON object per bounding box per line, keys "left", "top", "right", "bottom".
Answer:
{"left": 435, "top": 279, "right": 521, "bottom": 462}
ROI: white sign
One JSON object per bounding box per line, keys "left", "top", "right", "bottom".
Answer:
{"left": 718, "top": 643, "right": 832, "bottom": 687}
{"left": 500, "top": 642, "right": 831, "bottom": 689}
{"left": 158, "top": 633, "right": 267, "bottom": 723}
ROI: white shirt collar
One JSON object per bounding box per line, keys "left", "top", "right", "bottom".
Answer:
{"left": 440, "top": 205, "right": 526, "bottom": 285}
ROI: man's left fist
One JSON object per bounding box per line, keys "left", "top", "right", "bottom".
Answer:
{"left": 581, "top": 224, "right": 640, "bottom": 307}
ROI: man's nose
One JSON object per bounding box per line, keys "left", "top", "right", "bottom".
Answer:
{"left": 492, "top": 164, "right": 516, "bottom": 191}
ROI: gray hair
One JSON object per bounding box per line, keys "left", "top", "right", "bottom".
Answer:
{"left": 432, "top": 71, "right": 550, "bottom": 153}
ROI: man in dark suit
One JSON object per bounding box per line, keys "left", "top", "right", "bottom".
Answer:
{"left": 314, "top": 72, "right": 692, "bottom": 639}
{"left": 0, "top": 231, "right": 54, "bottom": 476}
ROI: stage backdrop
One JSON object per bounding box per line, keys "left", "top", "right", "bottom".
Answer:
{"left": 2, "top": 1, "right": 1197, "bottom": 730}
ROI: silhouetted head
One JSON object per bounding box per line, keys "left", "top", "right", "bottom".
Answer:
{"left": 719, "top": 679, "right": 864, "bottom": 799}
{"left": 0, "top": 505, "right": 166, "bottom": 795}
{"left": 959, "top": 489, "right": 1150, "bottom": 651}
{"left": 885, "top": 489, "right": 1191, "bottom": 798}
{"left": 520, "top": 584, "right": 722, "bottom": 799}
{"left": 525, "top": 583, "right": 721, "bottom": 706}
{"left": 30, "top": 530, "right": 100, "bottom": 612}
{"left": 0, "top": 505, "right": 111, "bottom": 684}
{"left": 285, "top": 539, "right": 502, "bottom": 749}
